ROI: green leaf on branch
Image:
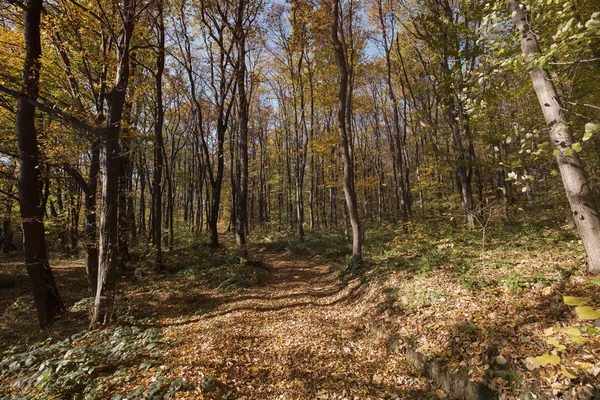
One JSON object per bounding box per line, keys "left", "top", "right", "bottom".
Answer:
{"left": 584, "top": 123, "right": 598, "bottom": 142}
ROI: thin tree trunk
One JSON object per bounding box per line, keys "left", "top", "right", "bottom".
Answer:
{"left": 377, "top": 0, "right": 408, "bottom": 223}
{"left": 2, "top": 185, "right": 15, "bottom": 254}
{"left": 118, "top": 139, "right": 131, "bottom": 270}
{"left": 331, "top": 0, "right": 362, "bottom": 260}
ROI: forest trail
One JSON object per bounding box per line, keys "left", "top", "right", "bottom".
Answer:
{"left": 153, "top": 245, "right": 436, "bottom": 399}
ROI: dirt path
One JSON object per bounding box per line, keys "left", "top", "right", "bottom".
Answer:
{"left": 156, "top": 248, "right": 436, "bottom": 399}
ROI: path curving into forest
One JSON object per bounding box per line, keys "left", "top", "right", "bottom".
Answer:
{"left": 154, "top": 247, "right": 436, "bottom": 399}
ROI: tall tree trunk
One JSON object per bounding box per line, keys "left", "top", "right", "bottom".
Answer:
{"left": 16, "top": 0, "right": 65, "bottom": 327}
{"left": 376, "top": 0, "right": 408, "bottom": 223}
{"left": 331, "top": 0, "right": 362, "bottom": 261}
{"left": 153, "top": 0, "right": 165, "bottom": 270}
{"left": 92, "top": 0, "right": 135, "bottom": 327}
{"left": 510, "top": 0, "right": 600, "bottom": 273}
{"left": 234, "top": 2, "right": 249, "bottom": 251}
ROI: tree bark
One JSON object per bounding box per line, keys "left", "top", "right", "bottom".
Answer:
{"left": 84, "top": 143, "right": 100, "bottom": 296}
{"left": 91, "top": 0, "right": 136, "bottom": 327}
{"left": 16, "top": 0, "right": 65, "bottom": 327}
{"left": 153, "top": 0, "right": 165, "bottom": 270}
{"left": 234, "top": 0, "right": 249, "bottom": 251}
{"left": 510, "top": 0, "right": 600, "bottom": 274}
{"left": 376, "top": 0, "right": 408, "bottom": 223}
{"left": 331, "top": 0, "right": 362, "bottom": 261}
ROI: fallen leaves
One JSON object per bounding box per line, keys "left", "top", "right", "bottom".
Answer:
{"left": 563, "top": 296, "right": 588, "bottom": 306}
{"left": 575, "top": 306, "right": 600, "bottom": 320}
{"left": 533, "top": 353, "right": 561, "bottom": 366}
{"left": 2, "top": 228, "right": 600, "bottom": 399}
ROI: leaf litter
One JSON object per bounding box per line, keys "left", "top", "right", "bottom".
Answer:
{"left": 1, "top": 226, "right": 599, "bottom": 399}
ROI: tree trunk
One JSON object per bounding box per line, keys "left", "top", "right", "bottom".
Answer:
{"left": 331, "top": 0, "right": 362, "bottom": 261}
{"left": 138, "top": 155, "right": 146, "bottom": 236}
{"left": 118, "top": 139, "right": 132, "bottom": 270}
{"left": 91, "top": 0, "right": 135, "bottom": 327}
{"left": 16, "top": 0, "right": 65, "bottom": 327}
{"left": 153, "top": 0, "right": 165, "bottom": 270}
{"left": 209, "top": 119, "right": 225, "bottom": 247}
{"left": 376, "top": 0, "right": 408, "bottom": 223}
{"left": 2, "top": 182, "right": 16, "bottom": 254}
{"left": 85, "top": 142, "right": 100, "bottom": 296}
{"left": 510, "top": 0, "right": 600, "bottom": 274}
{"left": 235, "top": 2, "right": 249, "bottom": 251}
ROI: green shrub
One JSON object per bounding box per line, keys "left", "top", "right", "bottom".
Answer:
{"left": 0, "top": 326, "right": 172, "bottom": 399}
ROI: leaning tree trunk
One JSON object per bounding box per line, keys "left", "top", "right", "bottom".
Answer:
{"left": 331, "top": 0, "right": 362, "bottom": 261}
{"left": 510, "top": 0, "right": 600, "bottom": 274}
{"left": 16, "top": 0, "right": 65, "bottom": 327}
{"left": 91, "top": 0, "right": 135, "bottom": 327}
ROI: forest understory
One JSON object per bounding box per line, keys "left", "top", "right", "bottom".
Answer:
{"left": 1, "top": 219, "right": 599, "bottom": 400}
{"left": 1, "top": 0, "right": 600, "bottom": 398}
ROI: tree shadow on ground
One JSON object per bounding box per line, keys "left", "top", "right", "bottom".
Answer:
{"left": 132, "top": 257, "right": 368, "bottom": 328}
{"left": 0, "top": 253, "right": 90, "bottom": 352}
{"left": 384, "top": 272, "right": 600, "bottom": 398}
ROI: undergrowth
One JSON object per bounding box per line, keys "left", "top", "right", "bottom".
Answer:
{"left": 0, "top": 325, "right": 193, "bottom": 399}
{"left": 167, "top": 236, "right": 271, "bottom": 292}
{"left": 251, "top": 230, "right": 351, "bottom": 260}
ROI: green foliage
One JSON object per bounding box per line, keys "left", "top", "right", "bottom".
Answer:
{"left": 417, "top": 248, "right": 448, "bottom": 274}
{"left": 203, "top": 258, "right": 271, "bottom": 291}
{"left": 498, "top": 271, "right": 527, "bottom": 293}
{"left": 344, "top": 255, "right": 365, "bottom": 275}
{"left": 172, "top": 243, "right": 270, "bottom": 292}
{"left": 114, "top": 377, "right": 194, "bottom": 400}
{"left": 252, "top": 231, "right": 351, "bottom": 260}
{"left": 0, "top": 326, "right": 172, "bottom": 398}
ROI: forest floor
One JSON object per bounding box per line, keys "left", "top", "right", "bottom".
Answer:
{"left": 1, "top": 220, "right": 600, "bottom": 399}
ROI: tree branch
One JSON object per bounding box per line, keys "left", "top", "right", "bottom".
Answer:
{"left": 0, "top": 188, "right": 19, "bottom": 202}
{"left": 6, "top": 0, "right": 26, "bottom": 10}
{"left": 0, "top": 83, "right": 100, "bottom": 136}
{"left": 549, "top": 58, "right": 600, "bottom": 66}
{"left": 62, "top": 163, "right": 90, "bottom": 195}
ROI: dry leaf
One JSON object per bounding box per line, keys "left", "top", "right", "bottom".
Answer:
{"left": 533, "top": 353, "right": 560, "bottom": 366}
{"left": 575, "top": 306, "right": 600, "bottom": 320}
